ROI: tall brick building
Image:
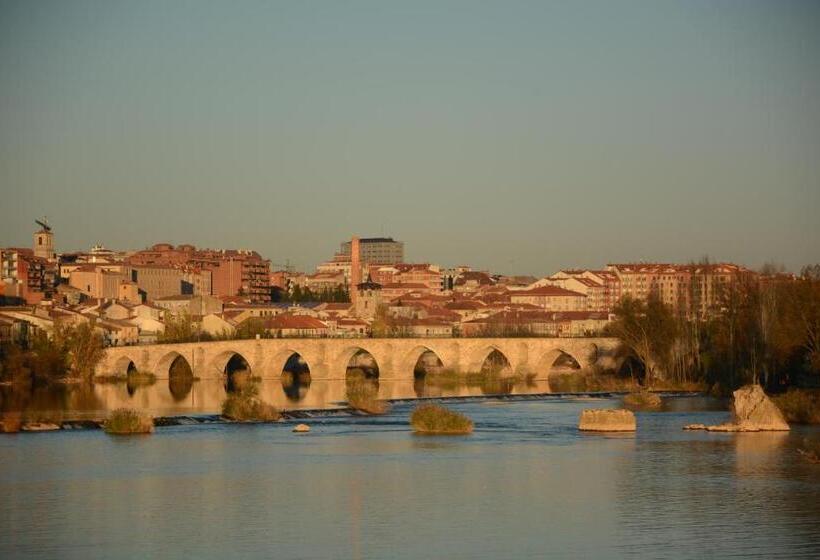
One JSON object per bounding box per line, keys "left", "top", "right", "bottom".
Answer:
{"left": 128, "top": 244, "right": 271, "bottom": 303}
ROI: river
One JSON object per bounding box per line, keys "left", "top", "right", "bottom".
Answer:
{"left": 1, "top": 394, "right": 819, "bottom": 559}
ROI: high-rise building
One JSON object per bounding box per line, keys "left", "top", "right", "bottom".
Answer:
{"left": 340, "top": 237, "right": 403, "bottom": 265}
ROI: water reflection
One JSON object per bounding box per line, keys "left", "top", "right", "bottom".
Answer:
{"left": 0, "top": 370, "right": 729, "bottom": 422}
{"left": 282, "top": 371, "right": 311, "bottom": 402}
{"left": 0, "top": 382, "right": 104, "bottom": 422}
{"left": 168, "top": 374, "right": 194, "bottom": 402}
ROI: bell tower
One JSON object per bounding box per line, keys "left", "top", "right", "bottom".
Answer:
{"left": 33, "top": 217, "right": 55, "bottom": 261}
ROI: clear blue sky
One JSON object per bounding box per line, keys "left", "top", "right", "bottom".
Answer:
{"left": 1, "top": 0, "right": 818, "bottom": 274}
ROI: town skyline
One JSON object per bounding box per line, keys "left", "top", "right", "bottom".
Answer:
{"left": 2, "top": 1, "right": 819, "bottom": 274}
{"left": 0, "top": 220, "right": 814, "bottom": 277}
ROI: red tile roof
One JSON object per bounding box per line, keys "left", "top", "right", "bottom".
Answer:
{"left": 263, "top": 314, "right": 328, "bottom": 330}
{"left": 511, "top": 286, "right": 586, "bottom": 298}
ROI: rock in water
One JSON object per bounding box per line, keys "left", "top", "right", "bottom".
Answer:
{"left": 293, "top": 423, "right": 310, "bottom": 433}
{"left": 578, "top": 409, "right": 636, "bottom": 432}
{"left": 21, "top": 422, "right": 61, "bottom": 432}
{"left": 731, "top": 385, "right": 790, "bottom": 431}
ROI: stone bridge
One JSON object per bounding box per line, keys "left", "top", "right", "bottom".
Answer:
{"left": 97, "top": 337, "right": 624, "bottom": 381}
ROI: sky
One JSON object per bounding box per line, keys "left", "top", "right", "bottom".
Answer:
{"left": 1, "top": 0, "right": 818, "bottom": 275}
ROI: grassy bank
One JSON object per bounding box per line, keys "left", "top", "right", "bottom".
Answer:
{"left": 623, "top": 390, "right": 663, "bottom": 410}
{"left": 105, "top": 408, "right": 154, "bottom": 434}
{"left": 410, "top": 403, "right": 473, "bottom": 435}
{"left": 222, "top": 385, "right": 280, "bottom": 421}
{"left": 772, "top": 389, "right": 820, "bottom": 424}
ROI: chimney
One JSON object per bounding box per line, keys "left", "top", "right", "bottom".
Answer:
{"left": 350, "top": 236, "right": 361, "bottom": 304}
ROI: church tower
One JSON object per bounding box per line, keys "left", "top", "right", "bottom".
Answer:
{"left": 354, "top": 275, "right": 382, "bottom": 319}
{"left": 33, "top": 218, "right": 55, "bottom": 261}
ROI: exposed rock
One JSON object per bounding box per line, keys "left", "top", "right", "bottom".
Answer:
{"left": 578, "top": 409, "right": 636, "bottom": 432}
{"left": 706, "top": 423, "right": 760, "bottom": 433}
{"left": 21, "top": 422, "right": 61, "bottom": 432}
{"left": 293, "top": 423, "right": 310, "bottom": 433}
{"left": 687, "top": 385, "right": 791, "bottom": 433}
{"left": 731, "top": 385, "right": 790, "bottom": 431}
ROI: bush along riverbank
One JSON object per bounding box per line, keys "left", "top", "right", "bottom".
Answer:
{"left": 221, "top": 384, "right": 281, "bottom": 422}
{"left": 772, "top": 389, "right": 820, "bottom": 424}
{"left": 410, "top": 403, "right": 473, "bottom": 435}
{"left": 104, "top": 408, "right": 154, "bottom": 435}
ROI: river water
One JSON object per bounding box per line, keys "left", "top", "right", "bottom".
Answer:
{"left": 1, "top": 376, "right": 563, "bottom": 420}
{"left": 2, "top": 395, "right": 819, "bottom": 559}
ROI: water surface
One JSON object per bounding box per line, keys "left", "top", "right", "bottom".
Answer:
{"left": 2, "top": 397, "right": 818, "bottom": 559}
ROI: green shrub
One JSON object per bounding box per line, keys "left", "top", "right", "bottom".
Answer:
{"left": 410, "top": 403, "right": 473, "bottom": 435}
{"left": 623, "top": 390, "right": 662, "bottom": 410}
{"left": 548, "top": 372, "right": 635, "bottom": 393}
{"left": 773, "top": 389, "right": 820, "bottom": 424}
{"left": 346, "top": 378, "right": 389, "bottom": 414}
{"left": 105, "top": 408, "right": 154, "bottom": 434}
{"left": 221, "top": 385, "right": 280, "bottom": 422}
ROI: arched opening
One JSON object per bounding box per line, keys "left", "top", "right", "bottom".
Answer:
{"left": 216, "top": 352, "right": 252, "bottom": 393}
{"left": 540, "top": 349, "right": 584, "bottom": 393}
{"left": 413, "top": 349, "right": 444, "bottom": 380}
{"left": 411, "top": 348, "right": 445, "bottom": 397}
{"left": 154, "top": 351, "right": 192, "bottom": 379}
{"left": 345, "top": 349, "right": 379, "bottom": 380}
{"left": 550, "top": 352, "right": 582, "bottom": 371}
{"left": 281, "top": 353, "right": 312, "bottom": 402}
{"left": 114, "top": 355, "right": 138, "bottom": 378}
{"left": 169, "top": 355, "right": 194, "bottom": 401}
{"left": 124, "top": 360, "right": 157, "bottom": 396}
{"left": 345, "top": 348, "right": 380, "bottom": 397}
{"left": 480, "top": 349, "right": 512, "bottom": 376}
{"left": 618, "top": 355, "right": 646, "bottom": 385}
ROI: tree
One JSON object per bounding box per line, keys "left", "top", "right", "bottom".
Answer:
{"left": 705, "top": 274, "right": 767, "bottom": 388}
{"left": 801, "top": 264, "right": 820, "bottom": 281}
{"left": 61, "top": 321, "right": 104, "bottom": 381}
{"left": 235, "top": 318, "right": 267, "bottom": 339}
{"left": 773, "top": 277, "right": 820, "bottom": 376}
{"left": 607, "top": 293, "right": 677, "bottom": 386}
{"left": 158, "top": 312, "right": 198, "bottom": 343}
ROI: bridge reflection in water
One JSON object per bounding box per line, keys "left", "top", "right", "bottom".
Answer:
{"left": 92, "top": 376, "right": 557, "bottom": 417}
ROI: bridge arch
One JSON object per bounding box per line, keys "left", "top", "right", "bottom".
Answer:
{"left": 265, "top": 348, "right": 310, "bottom": 377}
{"left": 400, "top": 345, "right": 447, "bottom": 379}
{"left": 279, "top": 352, "right": 312, "bottom": 402}
{"left": 153, "top": 350, "right": 193, "bottom": 379}
{"left": 113, "top": 354, "right": 139, "bottom": 377}
{"left": 467, "top": 345, "right": 513, "bottom": 375}
{"left": 338, "top": 346, "right": 380, "bottom": 380}
{"left": 209, "top": 349, "right": 253, "bottom": 377}
{"left": 535, "top": 348, "right": 583, "bottom": 377}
